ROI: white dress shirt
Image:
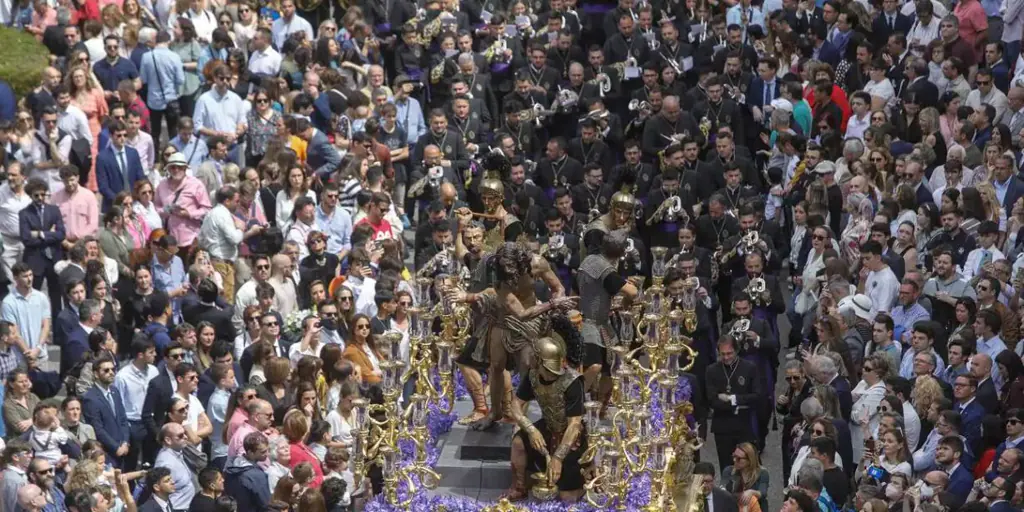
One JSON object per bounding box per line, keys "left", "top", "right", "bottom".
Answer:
{"left": 248, "top": 47, "right": 282, "bottom": 76}
{"left": 961, "top": 245, "right": 1006, "bottom": 281}
{"left": 197, "top": 203, "right": 244, "bottom": 260}
{"left": 845, "top": 112, "right": 870, "bottom": 142}
{"left": 57, "top": 105, "right": 93, "bottom": 144}
{"left": 270, "top": 15, "right": 314, "bottom": 49}
{"left": 0, "top": 184, "right": 31, "bottom": 239}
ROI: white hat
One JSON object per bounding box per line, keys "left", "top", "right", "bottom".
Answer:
{"left": 770, "top": 98, "right": 793, "bottom": 112}
{"left": 165, "top": 152, "right": 188, "bottom": 167}
{"left": 838, "top": 294, "right": 874, "bottom": 322}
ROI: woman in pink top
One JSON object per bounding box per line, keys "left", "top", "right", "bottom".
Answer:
{"left": 67, "top": 63, "right": 108, "bottom": 192}
{"left": 113, "top": 191, "right": 151, "bottom": 249}
{"left": 283, "top": 409, "right": 324, "bottom": 488}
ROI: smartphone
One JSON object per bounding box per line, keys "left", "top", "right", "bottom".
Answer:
{"left": 864, "top": 438, "right": 876, "bottom": 453}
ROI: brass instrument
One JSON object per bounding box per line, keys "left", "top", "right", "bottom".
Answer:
{"left": 698, "top": 116, "right": 711, "bottom": 141}
{"left": 628, "top": 99, "right": 653, "bottom": 120}
{"left": 554, "top": 87, "right": 580, "bottom": 112}
{"left": 517, "top": 103, "right": 555, "bottom": 125}
{"left": 540, "top": 232, "right": 571, "bottom": 265}
{"left": 483, "top": 36, "right": 510, "bottom": 64}
{"left": 717, "top": 230, "right": 760, "bottom": 268}
{"left": 745, "top": 276, "right": 771, "bottom": 307}
{"left": 646, "top": 195, "right": 686, "bottom": 226}
{"left": 295, "top": 0, "right": 324, "bottom": 14}
{"left": 579, "top": 108, "right": 610, "bottom": 126}
{"left": 588, "top": 73, "right": 612, "bottom": 97}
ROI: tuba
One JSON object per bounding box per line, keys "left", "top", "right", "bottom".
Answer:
{"left": 554, "top": 87, "right": 580, "bottom": 111}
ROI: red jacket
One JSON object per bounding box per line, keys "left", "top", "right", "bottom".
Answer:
{"left": 289, "top": 441, "right": 325, "bottom": 488}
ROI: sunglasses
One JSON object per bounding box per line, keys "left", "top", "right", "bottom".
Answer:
{"left": 811, "top": 429, "right": 825, "bottom": 436}
{"left": 243, "top": 393, "right": 257, "bottom": 400}
{"left": 248, "top": 317, "right": 261, "bottom": 323}
{"left": 255, "top": 264, "right": 270, "bottom": 270}
{"left": 321, "top": 312, "right": 338, "bottom": 317}
{"left": 173, "top": 406, "right": 189, "bottom": 413}
{"left": 978, "top": 286, "right": 989, "bottom": 292}
{"left": 1008, "top": 419, "right": 1022, "bottom": 425}
{"left": 863, "top": 366, "right": 875, "bottom": 372}
{"left": 356, "top": 324, "right": 370, "bottom": 330}
{"left": 35, "top": 468, "right": 54, "bottom": 475}
{"left": 784, "top": 376, "right": 801, "bottom": 381}
{"left": 255, "top": 98, "right": 270, "bottom": 104}
{"left": 263, "top": 321, "right": 279, "bottom": 327}
{"left": 339, "top": 296, "right": 353, "bottom": 302}
{"left": 399, "top": 301, "right": 412, "bottom": 306}
{"left": 978, "top": 80, "right": 991, "bottom": 85}
{"left": 812, "top": 234, "right": 827, "bottom": 240}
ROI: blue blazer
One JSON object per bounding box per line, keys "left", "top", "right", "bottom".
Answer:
{"left": 990, "top": 501, "right": 1018, "bottom": 512}
{"left": 1001, "top": 176, "right": 1024, "bottom": 213}
{"left": 306, "top": 129, "right": 341, "bottom": 179}
{"left": 18, "top": 203, "right": 65, "bottom": 275}
{"left": 959, "top": 400, "right": 985, "bottom": 453}
{"left": 748, "top": 77, "right": 782, "bottom": 111}
{"left": 96, "top": 145, "right": 145, "bottom": 211}
{"left": 946, "top": 464, "right": 973, "bottom": 508}
{"left": 54, "top": 307, "right": 78, "bottom": 349}
{"left": 816, "top": 40, "right": 840, "bottom": 68}
{"left": 82, "top": 385, "right": 131, "bottom": 462}
{"left": 61, "top": 324, "right": 89, "bottom": 379}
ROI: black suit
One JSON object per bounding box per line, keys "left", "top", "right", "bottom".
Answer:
{"left": 140, "top": 365, "right": 174, "bottom": 461}
{"left": 871, "top": 12, "right": 913, "bottom": 48}
{"left": 978, "top": 377, "right": 1000, "bottom": 414}
{"left": 831, "top": 375, "right": 853, "bottom": 421}
{"left": 239, "top": 336, "right": 291, "bottom": 381}
{"left": 182, "top": 302, "right": 237, "bottom": 345}
{"left": 707, "top": 486, "right": 740, "bottom": 512}
{"left": 706, "top": 358, "right": 760, "bottom": 469}
{"left": 902, "top": 76, "right": 940, "bottom": 110}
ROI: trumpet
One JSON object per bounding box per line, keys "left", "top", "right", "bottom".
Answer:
{"left": 745, "top": 276, "right": 772, "bottom": 306}
{"left": 588, "top": 73, "right": 612, "bottom": 97}
{"left": 646, "top": 195, "right": 686, "bottom": 225}
{"left": 554, "top": 87, "right": 580, "bottom": 112}
{"left": 717, "top": 231, "right": 760, "bottom": 269}
{"left": 728, "top": 317, "right": 759, "bottom": 351}
{"left": 648, "top": 33, "right": 661, "bottom": 52}
{"left": 518, "top": 103, "right": 555, "bottom": 127}
{"left": 628, "top": 99, "right": 653, "bottom": 120}
{"left": 579, "top": 108, "right": 609, "bottom": 125}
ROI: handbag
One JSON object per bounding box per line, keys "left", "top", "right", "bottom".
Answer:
{"left": 182, "top": 442, "right": 208, "bottom": 472}
{"left": 238, "top": 202, "right": 283, "bottom": 255}
{"left": 151, "top": 49, "right": 181, "bottom": 115}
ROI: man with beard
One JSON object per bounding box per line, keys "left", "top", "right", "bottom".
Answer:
{"left": 666, "top": 259, "right": 716, "bottom": 366}
{"left": 411, "top": 110, "right": 469, "bottom": 184}
{"left": 82, "top": 356, "right": 129, "bottom": 466}
{"left": 447, "top": 94, "right": 486, "bottom": 155}
{"left": 26, "top": 458, "right": 63, "bottom": 511}
{"left": 608, "top": 140, "right": 656, "bottom": 200}
{"left": 568, "top": 119, "right": 612, "bottom": 173}
{"left": 539, "top": 211, "right": 581, "bottom": 292}
{"left": 570, "top": 164, "right": 612, "bottom": 220}
{"left": 926, "top": 208, "right": 977, "bottom": 269}
{"left": 694, "top": 77, "right": 744, "bottom": 148}
{"left": 552, "top": 63, "right": 600, "bottom": 139}
{"left": 654, "top": 21, "right": 693, "bottom": 76}
{"left": 519, "top": 44, "right": 560, "bottom": 102}
{"left": 414, "top": 221, "right": 455, "bottom": 272}
{"left": 695, "top": 194, "right": 740, "bottom": 252}
{"left": 505, "top": 157, "right": 548, "bottom": 210}
{"left": 449, "top": 243, "right": 577, "bottom": 431}
{"left": 641, "top": 95, "right": 703, "bottom": 159}
{"left": 923, "top": 248, "right": 977, "bottom": 332}
{"left": 724, "top": 293, "right": 777, "bottom": 450}
{"left": 644, "top": 168, "right": 692, "bottom": 249}
{"left": 535, "top": 138, "right": 584, "bottom": 203}
{"left": 713, "top": 164, "right": 760, "bottom": 217}
{"left": 578, "top": 230, "right": 638, "bottom": 405}
{"left": 496, "top": 98, "right": 540, "bottom": 158}
{"left": 706, "top": 334, "right": 760, "bottom": 469}
{"left": 706, "top": 132, "right": 762, "bottom": 194}
{"left": 714, "top": 28, "right": 759, "bottom": 74}
{"left": 409, "top": 144, "right": 464, "bottom": 205}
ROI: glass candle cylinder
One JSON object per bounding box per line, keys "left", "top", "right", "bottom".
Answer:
{"left": 381, "top": 446, "right": 397, "bottom": 474}
{"left": 650, "top": 437, "right": 668, "bottom": 472}
{"left": 634, "top": 410, "right": 652, "bottom": 439}
{"left": 584, "top": 401, "right": 601, "bottom": 428}
{"left": 436, "top": 342, "right": 453, "bottom": 374}
{"left": 352, "top": 399, "right": 368, "bottom": 431}
{"left": 411, "top": 394, "right": 427, "bottom": 427}
{"left": 605, "top": 450, "right": 623, "bottom": 480}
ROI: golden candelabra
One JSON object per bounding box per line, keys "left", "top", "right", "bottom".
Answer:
{"left": 579, "top": 246, "right": 705, "bottom": 511}
{"left": 350, "top": 274, "right": 471, "bottom": 507}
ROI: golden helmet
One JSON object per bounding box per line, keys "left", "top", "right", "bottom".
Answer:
{"left": 535, "top": 337, "right": 565, "bottom": 375}
{"left": 610, "top": 191, "right": 635, "bottom": 211}
{"left": 480, "top": 176, "right": 505, "bottom": 197}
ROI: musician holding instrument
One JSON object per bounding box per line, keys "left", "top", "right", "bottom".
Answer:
{"left": 408, "top": 144, "right": 464, "bottom": 209}
{"left": 568, "top": 164, "right": 612, "bottom": 222}
{"left": 539, "top": 211, "right": 582, "bottom": 293}
{"left": 447, "top": 94, "right": 487, "bottom": 156}
{"left": 496, "top": 97, "right": 541, "bottom": 158}
{"left": 603, "top": 13, "right": 649, "bottom": 70}
{"left": 692, "top": 76, "right": 744, "bottom": 149}
{"left": 578, "top": 97, "right": 623, "bottom": 148}
{"left": 535, "top": 138, "right": 584, "bottom": 202}
{"left": 640, "top": 95, "right": 703, "bottom": 160}
{"left": 653, "top": 19, "right": 694, "bottom": 81}
{"left": 644, "top": 168, "right": 697, "bottom": 249}
{"left": 410, "top": 110, "right": 469, "bottom": 189}
{"left": 449, "top": 79, "right": 492, "bottom": 135}
{"left": 520, "top": 45, "right": 561, "bottom": 101}
{"left": 723, "top": 292, "right": 777, "bottom": 451}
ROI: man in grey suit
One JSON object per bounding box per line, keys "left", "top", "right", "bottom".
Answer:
{"left": 1007, "top": 87, "right": 1024, "bottom": 147}
{"left": 295, "top": 117, "right": 340, "bottom": 180}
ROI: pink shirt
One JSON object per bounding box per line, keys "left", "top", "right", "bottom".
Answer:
{"left": 52, "top": 187, "right": 99, "bottom": 242}
{"left": 30, "top": 8, "right": 56, "bottom": 38}
{"left": 227, "top": 422, "right": 256, "bottom": 459}
{"left": 225, "top": 408, "right": 249, "bottom": 445}
{"left": 154, "top": 176, "right": 212, "bottom": 247}
{"left": 953, "top": 0, "right": 988, "bottom": 52}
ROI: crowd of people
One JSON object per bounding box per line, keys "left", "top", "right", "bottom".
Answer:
{"left": 2, "top": 0, "right": 1024, "bottom": 510}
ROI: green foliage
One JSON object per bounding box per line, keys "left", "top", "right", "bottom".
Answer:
{"left": 0, "top": 27, "right": 50, "bottom": 98}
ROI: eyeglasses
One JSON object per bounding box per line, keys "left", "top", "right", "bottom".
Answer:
{"left": 977, "top": 286, "right": 990, "bottom": 292}
{"left": 247, "top": 316, "right": 261, "bottom": 323}
{"left": 1007, "top": 419, "right": 1022, "bottom": 425}
{"left": 399, "top": 301, "right": 412, "bottom": 306}
{"left": 784, "top": 376, "right": 801, "bottom": 381}
{"left": 187, "top": 375, "right": 199, "bottom": 381}
{"left": 263, "top": 321, "right": 279, "bottom": 327}
{"left": 812, "top": 234, "right": 827, "bottom": 241}
{"left": 339, "top": 296, "right": 353, "bottom": 302}
{"left": 173, "top": 406, "right": 189, "bottom": 413}
{"left": 321, "top": 312, "right": 338, "bottom": 317}
{"left": 356, "top": 324, "right": 370, "bottom": 330}
{"left": 243, "top": 393, "right": 257, "bottom": 400}
{"left": 871, "top": 157, "right": 885, "bottom": 162}
{"left": 35, "top": 468, "right": 54, "bottom": 475}
{"left": 105, "top": 45, "right": 118, "bottom": 50}
{"left": 978, "top": 80, "right": 991, "bottom": 86}
{"left": 863, "top": 366, "right": 875, "bottom": 372}
{"left": 732, "top": 454, "right": 748, "bottom": 461}
{"left": 215, "top": 75, "right": 231, "bottom": 82}
{"left": 324, "top": 193, "right": 339, "bottom": 199}
{"left": 255, "top": 98, "right": 270, "bottom": 104}
{"left": 255, "top": 264, "right": 270, "bottom": 270}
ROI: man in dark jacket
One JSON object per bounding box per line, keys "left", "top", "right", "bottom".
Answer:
{"left": 224, "top": 432, "right": 271, "bottom": 512}
{"left": 141, "top": 467, "right": 177, "bottom": 512}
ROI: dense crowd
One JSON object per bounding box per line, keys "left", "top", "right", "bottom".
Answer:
{"left": 4, "top": 0, "right": 1024, "bottom": 510}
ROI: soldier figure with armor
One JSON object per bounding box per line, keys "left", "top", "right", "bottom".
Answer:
{"left": 577, "top": 230, "right": 638, "bottom": 405}
{"left": 506, "top": 336, "right": 588, "bottom": 502}
{"left": 583, "top": 190, "right": 645, "bottom": 276}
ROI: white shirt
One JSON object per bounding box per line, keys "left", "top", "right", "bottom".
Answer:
{"left": 864, "top": 79, "right": 895, "bottom": 104}
{"left": 270, "top": 15, "right": 314, "bottom": 49}
{"left": 198, "top": 203, "right": 244, "bottom": 260}
{"left": 845, "top": 112, "right": 870, "bottom": 142}
{"left": 0, "top": 184, "right": 31, "bottom": 239}
{"left": 902, "top": 400, "right": 921, "bottom": 451}
{"left": 57, "top": 105, "right": 93, "bottom": 144}
{"left": 850, "top": 380, "right": 888, "bottom": 462}
{"left": 961, "top": 245, "right": 1006, "bottom": 281}
{"left": 865, "top": 266, "right": 900, "bottom": 316}
{"left": 248, "top": 47, "right": 282, "bottom": 76}
{"left": 907, "top": 17, "right": 942, "bottom": 56}
{"left": 275, "top": 189, "right": 317, "bottom": 233}
{"left": 181, "top": 9, "right": 217, "bottom": 43}
{"left": 966, "top": 87, "right": 1009, "bottom": 125}
{"left": 285, "top": 220, "right": 315, "bottom": 260}
{"left": 288, "top": 340, "right": 324, "bottom": 365}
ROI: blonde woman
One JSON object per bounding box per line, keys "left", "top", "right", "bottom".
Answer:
{"left": 720, "top": 442, "right": 769, "bottom": 512}
{"left": 67, "top": 64, "right": 108, "bottom": 191}
{"left": 976, "top": 182, "right": 1007, "bottom": 234}
{"left": 910, "top": 375, "right": 945, "bottom": 422}
{"left": 918, "top": 107, "right": 946, "bottom": 159}
{"left": 100, "top": 4, "right": 124, "bottom": 39}
{"left": 892, "top": 222, "right": 918, "bottom": 274}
